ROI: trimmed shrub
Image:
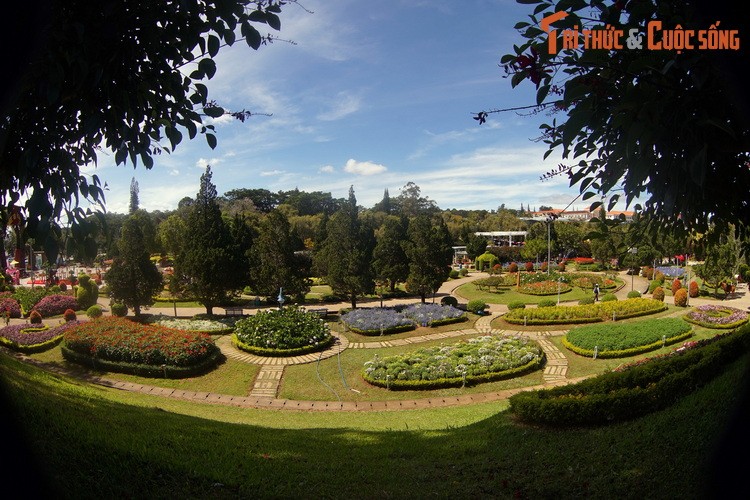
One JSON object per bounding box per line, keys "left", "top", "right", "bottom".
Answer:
{"left": 524, "top": 262, "right": 534, "bottom": 272}
{"left": 440, "top": 296, "right": 458, "bottom": 307}
{"left": 537, "top": 299, "right": 556, "bottom": 308}
{"left": 448, "top": 269, "right": 459, "bottom": 279}
{"left": 627, "top": 290, "right": 642, "bottom": 299}
{"left": 32, "top": 294, "right": 79, "bottom": 318}
{"left": 86, "top": 304, "right": 103, "bottom": 319}
{"left": 557, "top": 262, "right": 566, "bottom": 272}
{"left": 75, "top": 274, "right": 99, "bottom": 310}
{"left": 111, "top": 303, "right": 128, "bottom": 317}
{"left": 59, "top": 282, "right": 68, "bottom": 292}
{"left": 652, "top": 286, "right": 665, "bottom": 301}
{"left": 63, "top": 309, "right": 77, "bottom": 322}
{"left": 458, "top": 268, "right": 469, "bottom": 276}
{"left": 689, "top": 280, "right": 699, "bottom": 298}
{"left": 507, "top": 301, "right": 526, "bottom": 310}
{"left": 674, "top": 288, "right": 688, "bottom": 307}
{"left": 466, "top": 299, "right": 487, "bottom": 314}
{"left": 578, "top": 297, "right": 595, "bottom": 305}
{"left": 600, "top": 293, "right": 618, "bottom": 302}
{"left": 508, "top": 262, "right": 519, "bottom": 273}
{"left": 671, "top": 278, "right": 682, "bottom": 296}
{"left": 29, "top": 310, "right": 43, "bottom": 324}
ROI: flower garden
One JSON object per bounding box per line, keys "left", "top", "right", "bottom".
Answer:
{"left": 683, "top": 305, "right": 749, "bottom": 329}
{"left": 0, "top": 321, "right": 82, "bottom": 353}
{"left": 503, "top": 298, "right": 667, "bottom": 325}
{"left": 362, "top": 334, "right": 544, "bottom": 389}
{"left": 340, "top": 303, "right": 466, "bottom": 335}
{"left": 232, "top": 306, "right": 335, "bottom": 356}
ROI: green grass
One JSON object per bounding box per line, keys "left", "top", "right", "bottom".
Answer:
{"left": 455, "top": 282, "right": 592, "bottom": 305}
{"left": 1, "top": 347, "right": 748, "bottom": 498}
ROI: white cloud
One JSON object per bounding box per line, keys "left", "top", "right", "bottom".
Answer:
{"left": 169, "top": 169, "right": 180, "bottom": 176}
{"left": 317, "top": 92, "right": 362, "bottom": 121}
{"left": 196, "top": 157, "right": 222, "bottom": 169}
{"left": 319, "top": 165, "right": 335, "bottom": 173}
{"left": 260, "top": 169, "right": 285, "bottom": 177}
{"left": 344, "top": 159, "right": 387, "bottom": 176}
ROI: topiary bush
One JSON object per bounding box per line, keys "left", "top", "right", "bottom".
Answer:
{"left": 63, "top": 309, "right": 77, "bottom": 322}
{"left": 674, "top": 288, "right": 688, "bottom": 307}
{"left": 508, "top": 262, "right": 519, "bottom": 273}
{"left": 458, "top": 267, "right": 469, "bottom": 276}
{"left": 0, "top": 298, "right": 22, "bottom": 319}
{"left": 653, "top": 286, "right": 665, "bottom": 302}
{"left": 76, "top": 274, "right": 100, "bottom": 310}
{"left": 29, "top": 310, "right": 43, "bottom": 324}
{"left": 448, "top": 269, "right": 459, "bottom": 279}
{"left": 557, "top": 262, "right": 566, "bottom": 272}
{"left": 524, "top": 262, "right": 534, "bottom": 272}
{"left": 111, "top": 303, "right": 128, "bottom": 317}
{"left": 578, "top": 297, "right": 595, "bottom": 305}
{"left": 627, "top": 290, "right": 642, "bottom": 299}
{"left": 440, "top": 296, "right": 458, "bottom": 307}
{"left": 86, "top": 304, "right": 103, "bottom": 319}
{"left": 466, "top": 299, "right": 487, "bottom": 314}
{"left": 507, "top": 301, "right": 526, "bottom": 310}
{"left": 689, "top": 280, "right": 699, "bottom": 298}
{"left": 600, "top": 293, "right": 618, "bottom": 302}
{"left": 537, "top": 299, "right": 556, "bottom": 308}
{"left": 671, "top": 278, "right": 682, "bottom": 296}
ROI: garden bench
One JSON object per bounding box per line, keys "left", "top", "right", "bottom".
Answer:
{"left": 308, "top": 308, "right": 328, "bottom": 318}
{"left": 224, "top": 306, "right": 244, "bottom": 317}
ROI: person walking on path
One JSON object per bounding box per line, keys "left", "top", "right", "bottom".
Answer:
{"left": 593, "top": 283, "right": 600, "bottom": 302}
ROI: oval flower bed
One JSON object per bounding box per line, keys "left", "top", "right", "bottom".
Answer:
{"left": 683, "top": 304, "right": 749, "bottom": 329}
{"left": 362, "top": 334, "right": 544, "bottom": 390}
{"left": 141, "top": 314, "right": 235, "bottom": 334}
{"left": 232, "top": 306, "right": 334, "bottom": 356}
{"left": 401, "top": 303, "right": 466, "bottom": 327}
{"left": 340, "top": 307, "right": 415, "bottom": 336}
{"left": 517, "top": 280, "right": 572, "bottom": 296}
{"left": 569, "top": 275, "right": 618, "bottom": 290}
{"left": 562, "top": 317, "right": 693, "bottom": 358}
{"left": 503, "top": 298, "right": 667, "bottom": 325}
{"left": 0, "top": 321, "right": 82, "bottom": 353}
{"left": 61, "top": 317, "right": 222, "bottom": 377}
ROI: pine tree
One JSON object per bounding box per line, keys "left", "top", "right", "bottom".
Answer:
{"left": 105, "top": 215, "right": 163, "bottom": 317}
{"left": 314, "top": 186, "right": 375, "bottom": 308}
{"left": 128, "top": 177, "right": 139, "bottom": 214}
{"left": 404, "top": 215, "right": 453, "bottom": 302}
{"left": 372, "top": 215, "right": 409, "bottom": 291}
{"left": 174, "top": 166, "right": 246, "bottom": 315}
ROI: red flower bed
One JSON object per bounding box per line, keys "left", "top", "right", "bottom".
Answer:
{"left": 63, "top": 317, "right": 218, "bottom": 367}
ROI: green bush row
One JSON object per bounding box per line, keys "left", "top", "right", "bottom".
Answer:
{"left": 60, "top": 345, "right": 224, "bottom": 378}
{"left": 362, "top": 356, "right": 544, "bottom": 390}
{"left": 344, "top": 323, "right": 416, "bottom": 336}
{"left": 508, "top": 324, "right": 750, "bottom": 426}
{"left": 231, "top": 334, "right": 336, "bottom": 357}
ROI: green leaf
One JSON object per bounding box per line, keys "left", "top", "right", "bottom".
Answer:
{"left": 536, "top": 84, "right": 550, "bottom": 105}
{"left": 198, "top": 58, "right": 216, "bottom": 79}
{"left": 242, "top": 21, "right": 262, "bottom": 50}
{"left": 203, "top": 105, "right": 224, "bottom": 118}
{"left": 266, "top": 13, "right": 281, "bottom": 31}
{"left": 165, "top": 126, "right": 182, "bottom": 150}
{"left": 207, "top": 35, "right": 221, "bottom": 57}
{"left": 206, "top": 133, "right": 217, "bottom": 150}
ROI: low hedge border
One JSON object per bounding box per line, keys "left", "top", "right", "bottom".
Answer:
{"left": 508, "top": 324, "right": 750, "bottom": 426}
{"left": 683, "top": 316, "right": 749, "bottom": 330}
{"left": 426, "top": 315, "right": 468, "bottom": 328}
{"left": 561, "top": 330, "right": 694, "bottom": 358}
{"left": 60, "top": 344, "right": 224, "bottom": 378}
{"left": 361, "top": 355, "right": 545, "bottom": 390}
{"left": 231, "top": 333, "right": 336, "bottom": 357}
{"left": 0, "top": 331, "right": 66, "bottom": 354}
{"left": 343, "top": 323, "right": 416, "bottom": 336}
{"left": 503, "top": 303, "right": 667, "bottom": 326}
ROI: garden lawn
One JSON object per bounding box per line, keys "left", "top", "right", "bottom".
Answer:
{"left": 1, "top": 348, "right": 747, "bottom": 499}
{"left": 455, "top": 282, "right": 591, "bottom": 305}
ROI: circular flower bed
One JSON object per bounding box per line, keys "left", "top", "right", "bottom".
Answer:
{"left": 401, "top": 303, "right": 466, "bottom": 327}
{"left": 683, "top": 304, "right": 749, "bottom": 329}
{"left": 232, "top": 306, "right": 334, "bottom": 356}
{"left": 340, "top": 307, "right": 415, "bottom": 335}
{"left": 362, "top": 335, "right": 544, "bottom": 390}
{"left": 0, "top": 321, "right": 82, "bottom": 353}
{"left": 562, "top": 317, "right": 693, "bottom": 358}
{"left": 61, "top": 317, "right": 222, "bottom": 377}
{"left": 517, "top": 280, "right": 572, "bottom": 296}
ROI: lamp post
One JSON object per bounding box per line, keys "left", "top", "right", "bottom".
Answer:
{"left": 557, "top": 277, "right": 562, "bottom": 305}
{"left": 546, "top": 213, "right": 556, "bottom": 275}
{"left": 628, "top": 247, "right": 638, "bottom": 292}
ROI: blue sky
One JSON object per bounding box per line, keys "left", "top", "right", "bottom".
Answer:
{"left": 85, "top": 0, "right": 606, "bottom": 215}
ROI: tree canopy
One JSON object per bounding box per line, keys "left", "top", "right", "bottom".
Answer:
{"left": 1, "top": 0, "right": 295, "bottom": 257}
{"left": 483, "top": 0, "right": 749, "bottom": 246}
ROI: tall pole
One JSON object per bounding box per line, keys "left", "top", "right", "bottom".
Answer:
{"left": 547, "top": 218, "right": 551, "bottom": 275}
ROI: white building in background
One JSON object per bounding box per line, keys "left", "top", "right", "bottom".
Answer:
{"left": 474, "top": 231, "right": 528, "bottom": 246}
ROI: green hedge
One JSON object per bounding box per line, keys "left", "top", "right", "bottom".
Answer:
{"left": 344, "top": 323, "right": 416, "bottom": 336}
{"left": 60, "top": 344, "right": 224, "bottom": 378}
{"left": 362, "top": 356, "right": 544, "bottom": 390}
{"left": 231, "top": 334, "right": 336, "bottom": 357}
{"left": 508, "top": 324, "right": 750, "bottom": 426}
{"left": 503, "top": 298, "right": 667, "bottom": 325}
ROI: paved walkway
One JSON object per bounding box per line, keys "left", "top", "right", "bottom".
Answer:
{"left": 7, "top": 269, "right": 750, "bottom": 412}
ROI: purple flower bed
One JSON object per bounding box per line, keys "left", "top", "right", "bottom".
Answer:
{"left": 0, "top": 298, "right": 22, "bottom": 318}
{"left": 401, "top": 303, "right": 465, "bottom": 326}
{"left": 341, "top": 308, "right": 415, "bottom": 334}
{"left": 32, "top": 294, "right": 79, "bottom": 318}
{"left": 684, "top": 304, "right": 749, "bottom": 328}
{"left": 656, "top": 266, "right": 685, "bottom": 278}
{"left": 0, "top": 321, "right": 83, "bottom": 349}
